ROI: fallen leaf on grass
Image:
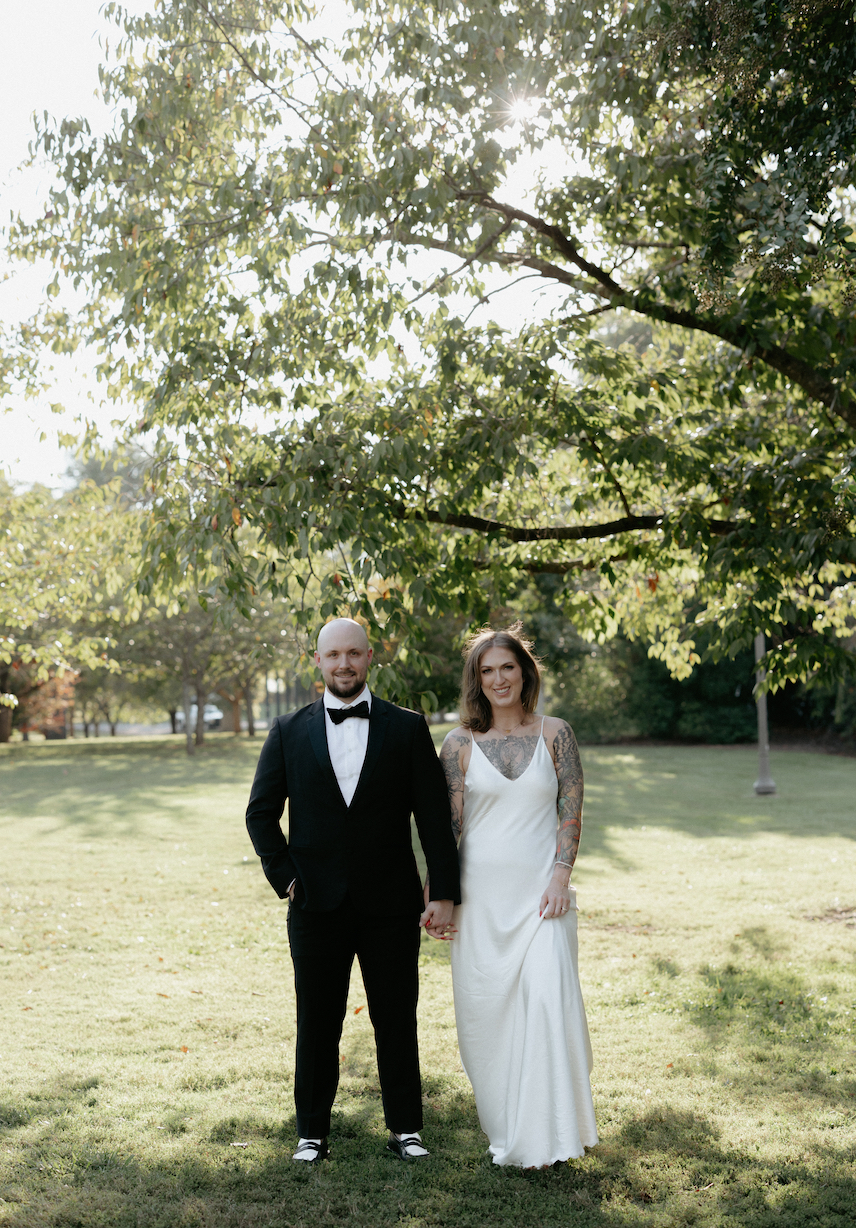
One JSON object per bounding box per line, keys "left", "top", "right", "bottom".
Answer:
{"left": 696, "top": 1183, "right": 714, "bottom": 1191}
{"left": 157, "top": 993, "right": 170, "bottom": 998}
{"left": 181, "top": 1046, "right": 189, "bottom": 1053}
{"left": 191, "top": 990, "right": 203, "bottom": 995}
{"left": 22, "top": 1006, "right": 32, "bottom": 1011}
{"left": 231, "top": 1142, "right": 249, "bottom": 1148}
{"left": 354, "top": 1006, "right": 364, "bottom": 1014}
{"left": 666, "top": 1063, "right": 674, "bottom": 1068}
{"left": 251, "top": 992, "right": 264, "bottom": 997}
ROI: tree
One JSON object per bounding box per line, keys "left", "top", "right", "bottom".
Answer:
{"left": 208, "top": 593, "right": 309, "bottom": 735}
{"left": 111, "top": 595, "right": 307, "bottom": 751}
{"left": 5, "top": 662, "right": 77, "bottom": 740}
{"left": 8, "top": 0, "right": 856, "bottom": 694}
{"left": 73, "top": 652, "right": 165, "bottom": 736}
{"left": 0, "top": 476, "right": 131, "bottom": 740}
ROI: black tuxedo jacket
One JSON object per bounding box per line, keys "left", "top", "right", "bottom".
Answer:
{"left": 245, "top": 696, "right": 460, "bottom": 914}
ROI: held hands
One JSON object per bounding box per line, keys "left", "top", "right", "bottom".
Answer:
{"left": 540, "top": 867, "right": 572, "bottom": 919}
{"left": 420, "top": 897, "right": 457, "bottom": 941}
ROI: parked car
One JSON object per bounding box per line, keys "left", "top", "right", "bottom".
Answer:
{"left": 175, "top": 703, "right": 223, "bottom": 731}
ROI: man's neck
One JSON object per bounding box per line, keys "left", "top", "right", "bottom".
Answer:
{"left": 325, "top": 684, "right": 370, "bottom": 707}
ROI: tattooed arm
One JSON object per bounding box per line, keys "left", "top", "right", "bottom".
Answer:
{"left": 422, "top": 729, "right": 470, "bottom": 939}
{"left": 539, "top": 717, "right": 584, "bottom": 920}
{"left": 439, "top": 728, "right": 471, "bottom": 845}
{"left": 553, "top": 718, "right": 584, "bottom": 871}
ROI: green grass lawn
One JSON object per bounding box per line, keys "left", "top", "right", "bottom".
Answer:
{"left": 1, "top": 733, "right": 854, "bottom": 1227}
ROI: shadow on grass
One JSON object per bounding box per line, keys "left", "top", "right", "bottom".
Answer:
{"left": 3, "top": 740, "right": 855, "bottom": 863}
{"left": 0, "top": 1073, "right": 100, "bottom": 1129}
{"left": 0, "top": 737, "right": 261, "bottom": 839}
{"left": 1, "top": 1079, "right": 855, "bottom": 1227}
{"left": 671, "top": 951, "right": 856, "bottom": 1111}
{"left": 578, "top": 744, "right": 856, "bottom": 860}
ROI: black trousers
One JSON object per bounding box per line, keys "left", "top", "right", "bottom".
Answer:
{"left": 286, "top": 893, "right": 424, "bottom": 1137}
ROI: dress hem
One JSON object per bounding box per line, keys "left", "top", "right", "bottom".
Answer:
{"left": 489, "top": 1136, "right": 599, "bottom": 1167}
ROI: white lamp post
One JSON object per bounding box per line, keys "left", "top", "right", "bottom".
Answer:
{"left": 753, "top": 632, "right": 776, "bottom": 795}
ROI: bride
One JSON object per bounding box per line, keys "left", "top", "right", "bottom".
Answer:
{"left": 430, "top": 624, "right": 598, "bottom": 1167}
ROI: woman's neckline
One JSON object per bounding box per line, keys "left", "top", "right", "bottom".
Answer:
{"left": 475, "top": 716, "right": 539, "bottom": 742}
{"left": 470, "top": 724, "right": 545, "bottom": 783}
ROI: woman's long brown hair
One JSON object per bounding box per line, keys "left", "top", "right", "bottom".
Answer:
{"left": 460, "top": 622, "right": 542, "bottom": 733}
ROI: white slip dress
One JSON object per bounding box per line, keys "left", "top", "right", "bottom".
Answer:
{"left": 450, "top": 721, "right": 598, "bottom": 1166}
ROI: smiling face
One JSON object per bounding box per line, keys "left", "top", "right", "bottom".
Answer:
{"left": 314, "top": 619, "right": 373, "bottom": 700}
{"left": 478, "top": 645, "right": 525, "bottom": 717}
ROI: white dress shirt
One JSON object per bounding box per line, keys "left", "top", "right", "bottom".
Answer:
{"left": 323, "top": 685, "right": 372, "bottom": 807}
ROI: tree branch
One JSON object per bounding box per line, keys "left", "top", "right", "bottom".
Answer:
{"left": 409, "top": 219, "right": 512, "bottom": 305}
{"left": 459, "top": 192, "right": 625, "bottom": 297}
{"left": 450, "top": 192, "right": 856, "bottom": 430}
{"left": 386, "top": 503, "right": 736, "bottom": 541}
{"left": 583, "top": 436, "right": 632, "bottom": 518}
{"left": 476, "top": 552, "right": 630, "bottom": 573}
{"left": 196, "top": 2, "right": 326, "bottom": 140}
{"left": 385, "top": 225, "right": 605, "bottom": 297}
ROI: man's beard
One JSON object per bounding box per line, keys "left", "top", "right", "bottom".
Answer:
{"left": 327, "top": 673, "right": 366, "bottom": 700}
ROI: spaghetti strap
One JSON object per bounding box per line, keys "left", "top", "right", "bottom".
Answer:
{"left": 540, "top": 715, "right": 545, "bottom": 737}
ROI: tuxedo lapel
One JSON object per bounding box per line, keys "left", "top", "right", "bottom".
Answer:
{"left": 305, "top": 697, "right": 347, "bottom": 808}
{"left": 349, "top": 698, "right": 390, "bottom": 811}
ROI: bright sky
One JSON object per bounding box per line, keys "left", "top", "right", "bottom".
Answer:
{"left": 0, "top": 1, "right": 560, "bottom": 490}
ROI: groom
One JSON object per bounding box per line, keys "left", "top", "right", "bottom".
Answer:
{"left": 245, "top": 618, "right": 460, "bottom": 1163}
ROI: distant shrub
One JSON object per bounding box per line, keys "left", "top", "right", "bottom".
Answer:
{"left": 547, "top": 635, "right": 759, "bottom": 744}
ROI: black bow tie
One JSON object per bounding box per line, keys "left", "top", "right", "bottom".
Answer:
{"left": 328, "top": 701, "right": 370, "bottom": 724}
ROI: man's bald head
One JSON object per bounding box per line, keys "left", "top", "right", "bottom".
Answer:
{"left": 316, "top": 618, "right": 370, "bottom": 654}
{"left": 314, "top": 618, "right": 372, "bottom": 700}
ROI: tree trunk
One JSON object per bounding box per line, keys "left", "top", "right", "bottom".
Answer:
{"left": 244, "top": 683, "right": 255, "bottom": 737}
{"left": 168, "top": 708, "right": 178, "bottom": 734}
{"left": 0, "top": 668, "right": 13, "bottom": 742}
{"left": 182, "top": 679, "right": 194, "bottom": 756}
{"left": 0, "top": 663, "right": 11, "bottom": 736}
{"left": 195, "top": 684, "right": 206, "bottom": 747}
{"left": 110, "top": 721, "right": 117, "bottom": 736}
{"left": 230, "top": 696, "right": 241, "bottom": 735}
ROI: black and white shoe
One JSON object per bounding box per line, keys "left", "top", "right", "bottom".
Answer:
{"left": 293, "top": 1137, "right": 329, "bottom": 1163}
{"left": 387, "top": 1132, "right": 430, "bottom": 1160}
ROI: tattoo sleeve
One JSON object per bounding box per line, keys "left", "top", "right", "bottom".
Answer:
{"left": 439, "top": 733, "right": 468, "bottom": 844}
{"left": 553, "top": 722, "right": 583, "bottom": 870}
